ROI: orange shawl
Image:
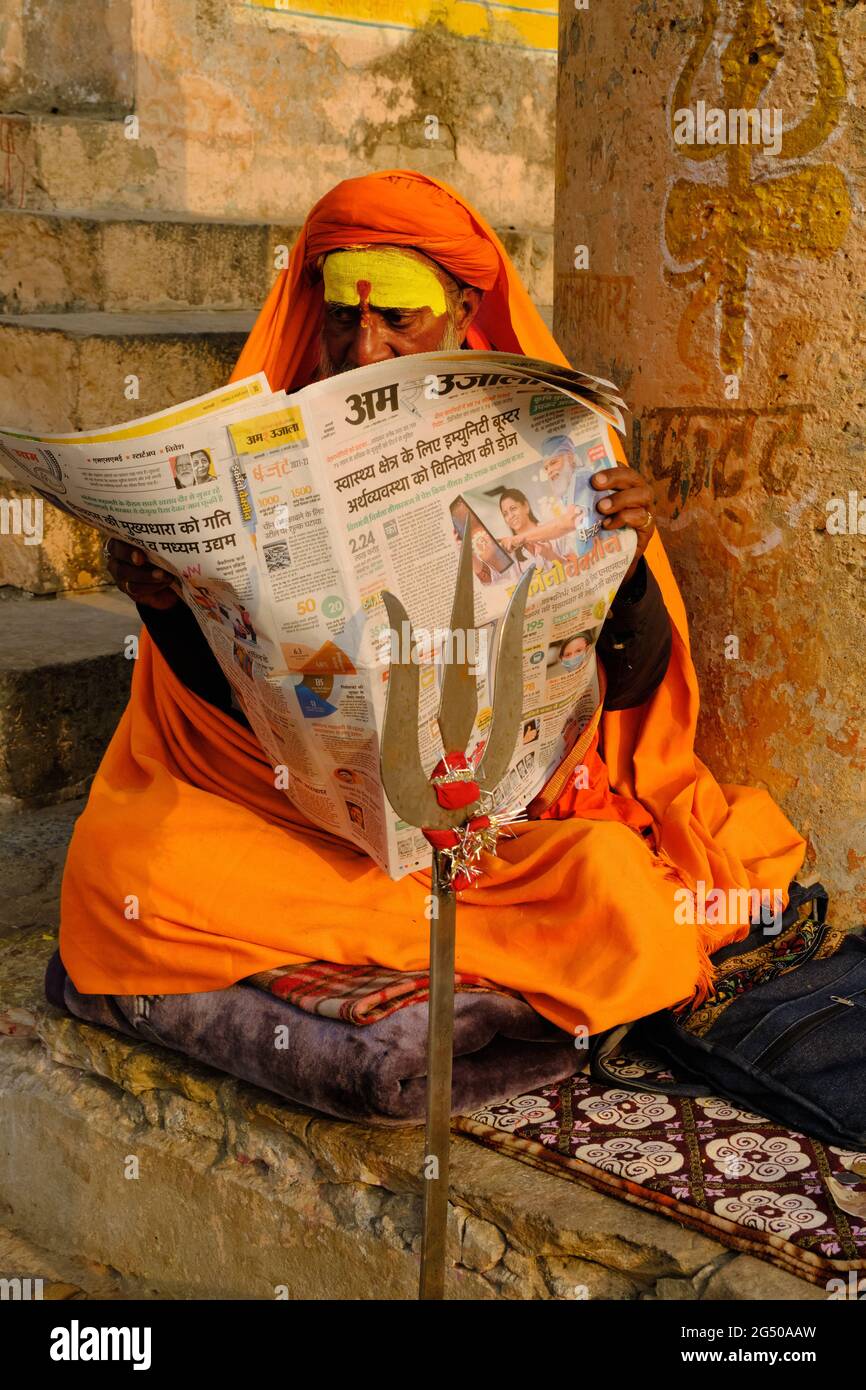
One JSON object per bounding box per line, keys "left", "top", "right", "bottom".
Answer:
{"left": 59, "top": 171, "right": 806, "bottom": 1033}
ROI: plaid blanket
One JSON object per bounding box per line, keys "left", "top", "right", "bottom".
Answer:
{"left": 247, "top": 961, "right": 521, "bottom": 1025}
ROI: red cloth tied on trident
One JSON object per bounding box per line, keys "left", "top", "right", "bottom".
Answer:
{"left": 423, "top": 753, "right": 488, "bottom": 892}
{"left": 59, "top": 170, "right": 807, "bottom": 1036}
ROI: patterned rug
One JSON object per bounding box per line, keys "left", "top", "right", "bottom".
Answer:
{"left": 454, "top": 1048, "right": 866, "bottom": 1288}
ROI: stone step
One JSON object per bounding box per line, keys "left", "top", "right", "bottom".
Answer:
{"left": 0, "top": 115, "right": 151, "bottom": 215}
{"left": 0, "top": 309, "right": 256, "bottom": 434}
{"left": 0, "top": 116, "right": 552, "bottom": 317}
{"left": 0, "top": 798, "right": 82, "bottom": 938}
{"left": 1, "top": 1021, "right": 821, "bottom": 1301}
{"left": 0, "top": 203, "right": 552, "bottom": 317}
{"left": 0, "top": 590, "right": 140, "bottom": 805}
{"left": 0, "top": 1221, "right": 165, "bottom": 1301}
{"left": 0, "top": 209, "right": 298, "bottom": 314}
{"left": 0, "top": 474, "right": 109, "bottom": 596}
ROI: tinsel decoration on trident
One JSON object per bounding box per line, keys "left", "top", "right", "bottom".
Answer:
{"left": 379, "top": 526, "right": 534, "bottom": 1301}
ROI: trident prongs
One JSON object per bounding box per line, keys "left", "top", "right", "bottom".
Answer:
{"left": 436, "top": 522, "right": 477, "bottom": 756}
{"left": 379, "top": 589, "right": 471, "bottom": 832}
{"left": 380, "top": 525, "right": 534, "bottom": 829}
{"left": 474, "top": 562, "right": 534, "bottom": 789}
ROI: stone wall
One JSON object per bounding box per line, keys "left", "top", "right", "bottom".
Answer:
{"left": 0, "top": 0, "right": 556, "bottom": 226}
{"left": 555, "top": 0, "right": 865, "bottom": 925}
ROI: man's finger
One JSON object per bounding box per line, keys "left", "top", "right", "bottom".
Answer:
{"left": 126, "top": 585, "right": 180, "bottom": 610}
{"left": 596, "top": 486, "right": 652, "bottom": 516}
{"left": 109, "top": 563, "right": 173, "bottom": 588}
{"left": 602, "top": 506, "right": 655, "bottom": 531}
{"left": 107, "top": 533, "right": 167, "bottom": 572}
{"left": 106, "top": 538, "right": 153, "bottom": 568}
{"left": 591, "top": 467, "right": 641, "bottom": 490}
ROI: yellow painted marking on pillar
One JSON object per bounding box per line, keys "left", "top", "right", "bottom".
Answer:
{"left": 665, "top": 0, "right": 851, "bottom": 379}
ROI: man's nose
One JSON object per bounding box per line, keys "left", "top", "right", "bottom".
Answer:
{"left": 345, "top": 314, "right": 394, "bottom": 368}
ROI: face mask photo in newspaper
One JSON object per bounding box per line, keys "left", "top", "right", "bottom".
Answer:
{"left": 549, "top": 629, "right": 598, "bottom": 679}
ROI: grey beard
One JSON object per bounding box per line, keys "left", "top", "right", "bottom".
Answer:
{"left": 549, "top": 467, "right": 575, "bottom": 500}
{"left": 318, "top": 313, "right": 463, "bottom": 379}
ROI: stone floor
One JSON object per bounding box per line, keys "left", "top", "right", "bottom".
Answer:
{"left": 0, "top": 801, "right": 824, "bottom": 1300}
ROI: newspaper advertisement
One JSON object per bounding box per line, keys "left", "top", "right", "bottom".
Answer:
{"left": 0, "top": 350, "right": 636, "bottom": 879}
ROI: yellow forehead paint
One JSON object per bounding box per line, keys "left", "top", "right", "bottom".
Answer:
{"left": 323, "top": 248, "right": 447, "bottom": 317}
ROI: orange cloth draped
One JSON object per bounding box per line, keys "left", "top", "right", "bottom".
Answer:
{"left": 59, "top": 170, "right": 806, "bottom": 1034}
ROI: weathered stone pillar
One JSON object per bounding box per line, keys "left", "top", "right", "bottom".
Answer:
{"left": 556, "top": 1, "right": 865, "bottom": 924}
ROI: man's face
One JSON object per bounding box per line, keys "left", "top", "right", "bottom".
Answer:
{"left": 544, "top": 451, "right": 575, "bottom": 498}
{"left": 175, "top": 457, "right": 194, "bottom": 487}
{"left": 319, "top": 246, "right": 481, "bottom": 376}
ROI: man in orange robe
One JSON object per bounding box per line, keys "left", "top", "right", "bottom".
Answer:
{"left": 59, "top": 171, "right": 806, "bottom": 1039}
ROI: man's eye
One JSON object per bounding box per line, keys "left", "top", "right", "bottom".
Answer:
{"left": 382, "top": 309, "right": 414, "bottom": 327}
{"left": 327, "top": 305, "right": 357, "bottom": 325}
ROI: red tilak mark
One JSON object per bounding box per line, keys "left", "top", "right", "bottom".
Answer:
{"left": 356, "top": 278, "right": 372, "bottom": 326}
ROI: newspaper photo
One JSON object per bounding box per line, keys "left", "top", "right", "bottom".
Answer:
{"left": 0, "top": 351, "right": 636, "bottom": 879}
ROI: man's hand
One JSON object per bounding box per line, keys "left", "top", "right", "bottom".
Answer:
{"left": 105, "top": 538, "right": 179, "bottom": 609}
{"left": 591, "top": 466, "right": 656, "bottom": 582}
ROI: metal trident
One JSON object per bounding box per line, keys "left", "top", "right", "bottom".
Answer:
{"left": 379, "top": 525, "right": 534, "bottom": 1300}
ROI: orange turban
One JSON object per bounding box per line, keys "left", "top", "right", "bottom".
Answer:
{"left": 230, "top": 169, "right": 563, "bottom": 394}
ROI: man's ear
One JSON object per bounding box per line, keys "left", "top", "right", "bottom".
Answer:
{"left": 453, "top": 286, "right": 484, "bottom": 339}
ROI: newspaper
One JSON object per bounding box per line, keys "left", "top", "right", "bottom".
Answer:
{"left": 0, "top": 351, "right": 636, "bottom": 879}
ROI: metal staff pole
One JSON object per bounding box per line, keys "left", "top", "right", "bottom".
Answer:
{"left": 380, "top": 527, "right": 533, "bottom": 1300}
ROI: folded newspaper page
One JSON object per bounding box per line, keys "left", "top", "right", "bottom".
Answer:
{"left": 0, "top": 351, "right": 636, "bottom": 879}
